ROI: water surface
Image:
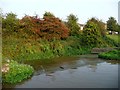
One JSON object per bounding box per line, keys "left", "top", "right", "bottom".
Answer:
{"left": 3, "top": 54, "right": 119, "bottom": 88}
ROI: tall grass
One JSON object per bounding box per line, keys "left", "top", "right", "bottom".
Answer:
{"left": 2, "top": 34, "right": 91, "bottom": 62}
{"left": 3, "top": 31, "right": 118, "bottom": 62}
{"left": 107, "top": 35, "right": 119, "bottom": 43}
{"left": 102, "top": 36, "right": 119, "bottom": 47}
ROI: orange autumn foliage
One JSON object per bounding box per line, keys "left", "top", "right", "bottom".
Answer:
{"left": 20, "top": 15, "right": 70, "bottom": 40}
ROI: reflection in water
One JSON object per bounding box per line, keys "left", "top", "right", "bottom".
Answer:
{"left": 88, "top": 64, "right": 97, "bottom": 72}
{"left": 3, "top": 54, "right": 119, "bottom": 88}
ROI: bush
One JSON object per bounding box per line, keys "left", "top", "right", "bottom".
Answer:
{"left": 20, "top": 15, "right": 70, "bottom": 40}
{"left": 82, "top": 21, "right": 102, "bottom": 47}
{"left": 2, "top": 60, "right": 34, "bottom": 84}
{"left": 88, "top": 17, "right": 107, "bottom": 36}
{"left": 65, "top": 14, "right": 80, "bottom": 36}
{"left": 98, "top": 50, "right": 120, "bottom": 60}
{"left": 2, "top": 35, "right": 92, "bottom": 62}
{"left": 64, "top": 36, "right": 91, "bottom": 56}
{"left": 2, "top": 12, "right": 20, "bottom": 32}
{"left": 39, "top": 17, "right": 69, "bottom": 40}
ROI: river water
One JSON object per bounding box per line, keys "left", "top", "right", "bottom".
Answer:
{"left": 2, "top": 54, "right": 119, "bottom": 88}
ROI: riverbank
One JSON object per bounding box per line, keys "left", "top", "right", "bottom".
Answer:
{"left": 3, "top": 34, "right": 119, "bottom": 62}
{"left": 98, "top": 50, "right": 120, "bottom": 60}
{"left": 2, "top": 32, "right": 119, "bottom": 84}
{"left": 2, "top": 60, "right": 34, "bottom": 84}
{"left": 2, "top": 34, "right": 92, "bottom": 62}
{"left": 2, "top": 12, "right": 119, "bottom": 86}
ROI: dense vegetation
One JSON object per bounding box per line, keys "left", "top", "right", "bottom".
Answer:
{"left": 2, "top": 12, "right": 119, "bottom": 84}
{"left": 20, "top": 15, "right": 69, "bottom": 40}
{"left": 107, "top": 35, "right": 119, "bottom": 45}
{"left": 81, "top": 21, "right": 102, "bottom": 47}
{"left": 2, "top": 60, "right": 34, "bottom": 84}
{"left": 2, "top": 12, "right": 119, "bottom": 61}
{"left": 88, "top": 17, "right": 106, "bottom": 36}
{"left": 2, "top": 12, "right": 92, "bottom": 62}
{"left": 65, "top": 14, "right": 80, "bottom": 36}
{"left": 107, "top": 17, "right": 120, "bottom": 33}
{"left": 98, "top": 50, "right": 120, "bottom": 60}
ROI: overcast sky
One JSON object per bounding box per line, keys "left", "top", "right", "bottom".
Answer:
{"left": 0, "top": 0, "right": 119, "bottom": 24}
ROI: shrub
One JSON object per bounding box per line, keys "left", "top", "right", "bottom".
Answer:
{"left": 20, "top": 15, "right": 40, "bottom": 38}
{"left": 20, "top": 15, "right": 70, "bottom": 40}
{"left": 65, "top": 14, "right": 80, "bottom": 36}
{"left": 98, "top": 50, "right": 120, "bottom": 60}
{"left": 2, "top": 60, "right": 34, "bottom": 84}
{"left": 43, "top": 11, "right": 55, "bottom": 18}
{"left": 64, "top": 36, "right": 91, "bottom": 56}
{"left": 2, "top": 12, "right": 20, "bottom": 32}
{"left": 88, "top": 17, "right": 107, "bottom": 36}
{"left": 38, "top": 17, "right": 69, "bottom": 40}
{"left": 82, "top": 21, "right": 102, "bottom": 47}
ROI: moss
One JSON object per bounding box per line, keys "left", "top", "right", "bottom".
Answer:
{"left": 2, "top": 60, "right": 34, "bottom": 84}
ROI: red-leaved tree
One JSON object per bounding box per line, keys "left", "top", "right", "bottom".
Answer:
{"left": 20, "top": 15, "right": 69, "bottom": 40}
{"left": 38, "top": 17, "right": 69, "bottom": 40}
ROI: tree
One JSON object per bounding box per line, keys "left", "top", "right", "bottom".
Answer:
{"left": 82, "top": 21, "right": 102, "bottom": 47}
{"left": 20, "top": 15, "right": 42, "bottom": 38}
{"left": 38, "top": 16, "right": 69, "bottom": 40}
{"left": 43, "top": 11, "right": 55, "bottom": 18}
{"left": 2, "top": 12, "right": 19, "bottom": 32}
{"left": 88, "top": 17, "right": 106, "bottom": 36}
{"left": 107, "top": 17, "right": 118, "bottom": 32}
{"left": 65, "top": 14, "right": 80, "bottom": 36}
{"left": 20, "top": 14, "right": 70, "bottom": 40}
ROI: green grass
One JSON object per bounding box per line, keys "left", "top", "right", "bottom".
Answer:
{"left": 107, "top": 35, "right": 119, "bottom": 44}
{"left": 98, "top": 50, "right": 120, "bottom": 60}
{"left": 2, "top": 60, "right": 34, "bottom": 84}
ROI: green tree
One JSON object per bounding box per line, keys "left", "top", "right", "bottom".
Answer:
{"left": 43, "top": 11, "right": 55, "bottom": 18}
{"left": 2, "top": 12, "right": 19, "bottom": 32}
{"left": 88, "top": 17, "right": 106, "bottom": 36}
{"left": 66, "top": 14, "right": 80, "bottom": 36}
{"left": 107, "top": 17, "right": 118, "bottom": 32}
{"left": 82, "top": 21, "right": 102, "bottom": 47}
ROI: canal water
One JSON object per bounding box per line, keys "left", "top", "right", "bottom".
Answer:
{"left": 2, "top": 54, "right": 119, "bottom": 88}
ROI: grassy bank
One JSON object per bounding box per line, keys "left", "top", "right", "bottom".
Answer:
{"left": 3, "top": 33, "right": 119, "bottom": 62}
{"left": 98, "top": 50, "right": 120, "bottom": 60}
{"left": 2, "top": 60, "right": 34, "bottom": 84}
{"left": 106, "top": 35, "right": 119, "bottom": 45}
{"left": 2, "top": 12, "right": 120, "bottom": 85}
{"left": 2, "top": 33, "right": 91, "bottom": 84}
{"left": 2, "top": 33, "right": 91, "bottom": 62}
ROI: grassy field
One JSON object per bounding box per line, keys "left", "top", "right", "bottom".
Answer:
{"left": 107, "top": 35, "right": 119, "bottom": 43}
